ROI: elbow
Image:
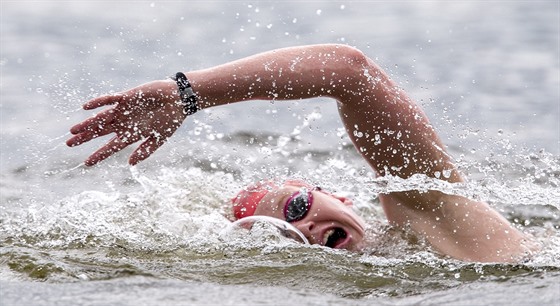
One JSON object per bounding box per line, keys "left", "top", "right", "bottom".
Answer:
{"left": 325, "top": 44, "right": 386, "bottom": 101}
{"left": 330, "top": 44, "right": 372, "bottom": 77}
{"left": 332, "top": 44, "right": 370, "bottom": 66}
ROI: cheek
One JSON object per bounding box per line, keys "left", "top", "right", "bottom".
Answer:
{"left": 311, "top": 207, "right": 343, "bottom": 222}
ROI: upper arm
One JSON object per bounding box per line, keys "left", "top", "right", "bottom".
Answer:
{"left": 379, "top": 191, "right": 537, "bottom": 262}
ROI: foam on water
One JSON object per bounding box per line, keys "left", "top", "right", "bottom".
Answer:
{"left": 2, "top": 155, "right": 558, "bottom": 258}
{"left": 1, "top": 167, "right": 312, "bottom": 252}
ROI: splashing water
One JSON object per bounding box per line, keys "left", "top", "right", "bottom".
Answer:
{"left": 227, "top": 215, "right": 310, "bottom": 245}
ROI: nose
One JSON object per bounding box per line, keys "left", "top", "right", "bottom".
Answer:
{"left": 295, "top": 220, "right": 316, "bottom": 240}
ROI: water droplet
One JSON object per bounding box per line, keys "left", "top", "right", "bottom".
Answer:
{"left": 374, "top": 134, "right": 381, "bottom": 145}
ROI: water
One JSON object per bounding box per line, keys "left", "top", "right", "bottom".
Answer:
{"left": 1, "top": 1, "right": 559, "bottom": 305}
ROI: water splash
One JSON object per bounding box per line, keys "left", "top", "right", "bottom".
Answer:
{"left": 226, "top": 215, "right": 310, "bottom": 245}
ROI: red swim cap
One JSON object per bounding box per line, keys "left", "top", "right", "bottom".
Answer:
{"left": 231, "top": 180, "right": 278, "bottom": 220}
{"left": 231, "top": 179, "right": 317, "bottom": 220}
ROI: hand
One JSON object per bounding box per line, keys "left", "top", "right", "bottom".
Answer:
{"left": 67, "top": 80, "right": 187, "bottom": 166}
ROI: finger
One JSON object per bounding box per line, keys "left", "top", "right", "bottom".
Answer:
{"left": 84, "top": 135, "right": 136, "bottom": 166}
{"left": 66, "top": 127, "right": 115, "bottom": 147}
{"left": 128, "top": 135, "right": 168, "bottom": 165}
{"left": 83, "top": 93, "right": 123, "bottom": 110}
{"left": 70, "top": 108, "right": 116, "bottom": 135}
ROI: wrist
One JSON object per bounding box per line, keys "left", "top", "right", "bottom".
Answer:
{"left": 171, "top": 72, "right": 199, "bottom": 116}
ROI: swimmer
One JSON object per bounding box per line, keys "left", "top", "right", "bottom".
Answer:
{"left": 67, "top": 44, "right": 537, "bottom": 262}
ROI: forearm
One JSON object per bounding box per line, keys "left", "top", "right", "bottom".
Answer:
{"left": 185, "top": 44, "right": 366, "bottom": 108}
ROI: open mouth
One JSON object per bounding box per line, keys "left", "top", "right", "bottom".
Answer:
{"left": 323, "top": 227, "right": 348, "bottom": 248}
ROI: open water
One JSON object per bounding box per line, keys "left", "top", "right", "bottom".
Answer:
{"left": 1, "top": 1, "right": 559, "bottom": 305}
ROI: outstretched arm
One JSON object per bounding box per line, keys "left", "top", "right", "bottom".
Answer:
{"left": 68, "top": 44, "right": 537, "bottom": 262}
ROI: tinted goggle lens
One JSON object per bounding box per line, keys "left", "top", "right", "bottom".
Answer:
{"left": 284, "top": 188, "right": 313, "bottom": 222}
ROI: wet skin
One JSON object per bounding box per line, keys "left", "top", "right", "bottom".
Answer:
{"left": 253, "top": 184, "right": 366, "bottom": 251}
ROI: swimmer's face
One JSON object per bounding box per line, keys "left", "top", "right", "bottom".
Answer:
{"left": 253, "top": 183, "right": 366, "bottom": 251}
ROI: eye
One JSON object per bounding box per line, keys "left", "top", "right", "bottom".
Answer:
{"left": 284, "top": 190, "right": 312, "bottom": 222}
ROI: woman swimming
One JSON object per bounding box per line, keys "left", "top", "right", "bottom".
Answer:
{"left": 66, "top": 44, "right": 538, "bottom": 262}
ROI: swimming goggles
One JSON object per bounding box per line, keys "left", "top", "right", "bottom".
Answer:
{"left": 284, "top": 187, "right": 315, "bottom": 222}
